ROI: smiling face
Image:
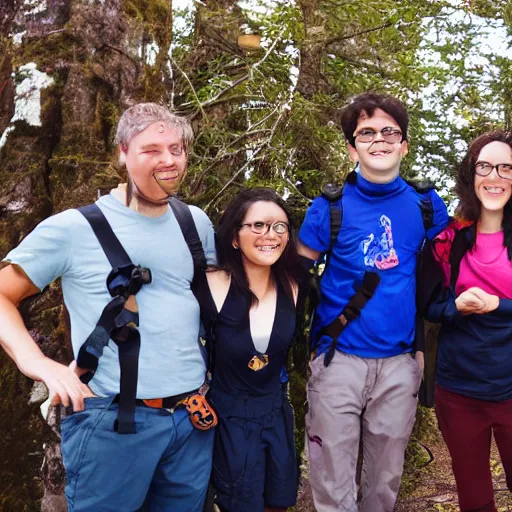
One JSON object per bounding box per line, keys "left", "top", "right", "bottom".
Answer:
{"left": 347, "top": 108, "right": 408, "bottom": 183}
{"left": 121, "top": 121, "right": 187, "bottom": 201}
{"left": 236, "top": 201, "right": 289, "bottom": 269}
{"left": 474, "top": 141, "right": 512, "bottom": 216}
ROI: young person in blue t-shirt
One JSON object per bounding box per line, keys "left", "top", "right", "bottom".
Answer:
{"left": 298, "top": 92, "right": 449, "bottom": 512}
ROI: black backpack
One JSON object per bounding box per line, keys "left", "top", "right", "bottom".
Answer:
{"left": 416, "top": 222, "right": 475, "bottom": 407}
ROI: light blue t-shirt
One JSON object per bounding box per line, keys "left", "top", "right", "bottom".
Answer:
{"left": 4, "top": 194, "right": 216, "bottom": 398}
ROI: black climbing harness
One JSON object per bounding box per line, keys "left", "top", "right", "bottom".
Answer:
{"left": 76, "top": 197, "right": 208, "bottom": 434}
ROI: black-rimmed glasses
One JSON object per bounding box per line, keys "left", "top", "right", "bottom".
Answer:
{"left": 239, "top": 221, "right": 289, "bottom": 235}
{"left": 354, "top": 127, "right": 403, "bottom": 144}
{"left": 475, "top": 161, "right": 512, "bottom": 180}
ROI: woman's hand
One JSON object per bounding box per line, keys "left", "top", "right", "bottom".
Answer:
{"left": 455, "top": 287, "right": 499, "bottom": 315}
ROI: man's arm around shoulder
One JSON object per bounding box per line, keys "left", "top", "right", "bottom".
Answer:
{"left": 427, "top": 189, "right": 450, "bottom": 240}
{"left": 298, "top": 241, "right": 320, "bottom": 263}
{"left": 0, "top": 265, "right": 89, "bottom": 410}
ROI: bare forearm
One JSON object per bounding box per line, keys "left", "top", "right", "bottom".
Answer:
{"left": 0, "top": 294, "right": 46, "bottom": 378}
{"left": 0, "top": 265, "right": 89, "bottom": 409}
{"left": 298, "top": 241, "right": 320, "bottom": 262}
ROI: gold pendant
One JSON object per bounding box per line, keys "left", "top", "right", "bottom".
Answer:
{"left": 248, "top": 354, "right": 269, "bottom": 371}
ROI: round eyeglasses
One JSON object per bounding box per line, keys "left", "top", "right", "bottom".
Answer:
{"left": 354, "top": 127, "right": 403, "bottom": 144}
{"left": 475, "top": 162, "right": 512, "bottom": 180}
{"left": 240, "top": 221, "right": 289, "bottom": 236}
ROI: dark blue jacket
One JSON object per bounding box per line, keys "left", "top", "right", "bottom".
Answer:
{"left": 427, "top": 291, "right": 512, "bottom": 401}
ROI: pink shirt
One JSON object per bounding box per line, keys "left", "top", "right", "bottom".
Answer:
{"left": 434, "top": 227, "right": 512, "bottom": 299}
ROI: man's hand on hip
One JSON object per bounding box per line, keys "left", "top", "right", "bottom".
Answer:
{"left": 19, "top": 356, "right": 93, "bottom": 412}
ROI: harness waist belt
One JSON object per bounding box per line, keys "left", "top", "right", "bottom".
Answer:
{"left": 114, "top": 388, "right": 199, "bottom": 410}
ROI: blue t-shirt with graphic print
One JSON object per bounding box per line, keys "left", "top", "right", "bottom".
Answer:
{"left": 299, "top": 173, "right": 449, "bottom": 358}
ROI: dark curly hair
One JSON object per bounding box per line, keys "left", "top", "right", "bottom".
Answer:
{"left": 215, "top": 187, "right": 307, "bottom": 308}
{"left": 340, "top": 92, "right": 409, "bottom": 147}
{"left": 455, "top": 129, "right": 512, "bottom": 259}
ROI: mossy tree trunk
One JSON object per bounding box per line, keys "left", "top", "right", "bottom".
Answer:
{"left": 0, "top": 0, "right": 152, "bottom": 508}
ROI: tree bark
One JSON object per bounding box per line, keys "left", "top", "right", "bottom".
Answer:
{"left": 0, "top": 0, "right": 148, "bottom": 508}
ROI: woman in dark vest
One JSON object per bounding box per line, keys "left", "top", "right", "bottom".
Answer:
{"left": 197, "top": 188, "right": 306, "bottom": 512}
{"left": 427, "top": 130, "right": 512, "bottom": 512}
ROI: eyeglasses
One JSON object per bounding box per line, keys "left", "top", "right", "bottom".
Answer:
{"left": 475, "top": 161, "right": 512, "bottom": 180}
{"left": 354, "top": 127, "right": 403, "bottom": 144}
{"left": 239, "top": 220, "right": 289, "bottom": 235}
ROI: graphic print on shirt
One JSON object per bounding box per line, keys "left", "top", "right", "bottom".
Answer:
{"left": 360, "top": 214, "right": 399, "bottom": 270}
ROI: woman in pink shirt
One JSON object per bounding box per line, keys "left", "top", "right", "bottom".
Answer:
{"left": 427, "top": 130, "right": 512, "bottom": 512}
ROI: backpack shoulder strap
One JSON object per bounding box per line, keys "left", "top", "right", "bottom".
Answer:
{"left": 449, "top": 223, "right": 476, "bottom": 289}
{"left": 320, "top": 171, "right": 357, "bottom": 265}
{"left": 168, "top": 197, "right": 214, "bottom": 372}
{"left": 77, "top": 203, "right": 149, "bottom": 434}
{"left": 78, "top": 203, "right": 133, "bottom": 268}
{"left": 319, "top": 188, "right": 342, "bottom": 279}
{"left": 168, "top": 198, "right": 208, "bottom": 275}
{"left": 406, "top": 179, "right": 435, "bottom": 233}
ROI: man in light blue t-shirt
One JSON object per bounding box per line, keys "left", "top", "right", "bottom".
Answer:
{"left": 0, "top": 103, "right": 216, "bottom": 511}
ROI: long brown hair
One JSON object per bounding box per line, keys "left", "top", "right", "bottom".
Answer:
{"left": 455, "top": 130, "right": 512, "bottom": 258}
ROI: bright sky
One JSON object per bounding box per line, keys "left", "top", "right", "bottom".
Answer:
{"left": 415, "top": 6, "right": 510, "bottom": 205}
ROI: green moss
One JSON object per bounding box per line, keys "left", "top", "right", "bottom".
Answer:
{"left": 289, "top": 368, "right": 307, "bottom": 457}
{"left": 0, "top": 353, "right": 46, "bottom": 511}
{"left": 15, "top": 32, "right": 80, "bottom": 71}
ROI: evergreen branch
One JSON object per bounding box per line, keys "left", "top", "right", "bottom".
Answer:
{"left": 325, "top": 22, "right": 392, "bottom": 47}
{"left": 189, "top": 147, "right": 247, "bottom": 196}
{"left": 249, "top": 105, "right": 281, "bottom": 130}
{"left": 190, "top": 129, "right": 271, "bottom": 195}
{"left": 203, "top": 145, "right": 266, "bottom": 212}
{"left": 285, "top": 171, "right": 311, "bottom": 202}
{"left": 185, "top": 94, "right": 261, "bottom": 119}
{"left": 250, "top": 26, "right": 286, "bottom": 79}
{"left": 170, "top": 57, "right": 208, "bottom": 120}
{"left": 197, "top": 93, "right": 261, "bottom": 110}
{"left": 203, "top": 102, "right": 288, "bottom": 212}
{"left": 188, "top": 27, "right": 286, "bottom": 120}
{"left": 199, "top": 74, "right": 250, "bottom": 107}
{"left": 286, "top": 180, "right": 310, "bottom": 201}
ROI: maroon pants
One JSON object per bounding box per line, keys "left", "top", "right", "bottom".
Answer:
{"left": 435, "top": 385, "right": 512, "bottom": 512}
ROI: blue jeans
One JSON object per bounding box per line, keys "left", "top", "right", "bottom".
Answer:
{"left": 61, "top": 395, "right": 214, "bottom": 512}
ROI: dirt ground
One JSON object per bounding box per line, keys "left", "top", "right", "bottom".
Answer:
{"left": 294, "top": 435, "right": 512, "bottom": 512}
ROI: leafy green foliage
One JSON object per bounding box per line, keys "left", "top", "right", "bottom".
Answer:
{"left": 148, "top": 0, "right": 512, "bottom": 216}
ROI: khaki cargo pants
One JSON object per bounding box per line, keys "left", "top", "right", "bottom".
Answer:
{"left": 306, "top": 351, "right": 422, "bottom": 512}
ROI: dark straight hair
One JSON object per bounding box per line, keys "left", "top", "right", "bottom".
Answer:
{"left": 215, "top": 187, "right": 307, "bottom": 308}
{"left": 340, "top": 92, "right": 409, "bottom": 147}
{"left": 455, "top": 129, "right": 512, "bottom": 259}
